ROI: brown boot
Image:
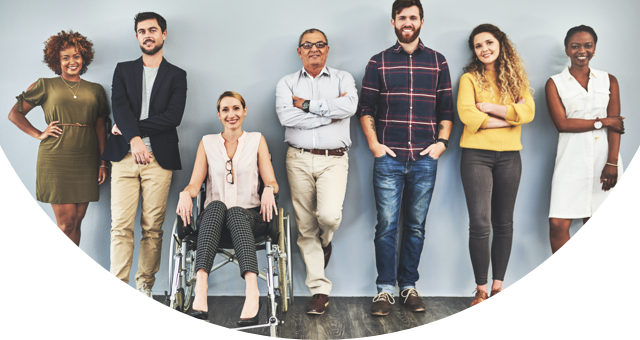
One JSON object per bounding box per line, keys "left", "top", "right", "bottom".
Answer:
{"left": 399, "top": 288, "right": 425, "bottom": 312}
{"left": 490, "top": 288, "right": 502, "bottom": 297}
{"left": 470, "top": 289, "right": 488, "bottom": 307}
{"left": 306, "top": 294, "right": 329, "bottom": 315}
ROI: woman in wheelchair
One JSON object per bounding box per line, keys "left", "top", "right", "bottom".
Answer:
{"left": 176, "top": 91, "right": 279, "bottom": 325}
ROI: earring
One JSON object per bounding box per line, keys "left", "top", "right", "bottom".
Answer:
{"left": 565, "top": 55, "right": 569, "bottom": 58}
{"left": 593, "top": 54, "right": 596, "bottom": 57}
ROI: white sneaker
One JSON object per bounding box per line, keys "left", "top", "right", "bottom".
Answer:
{"left": 138, "top": 283, "right": 153, "bottom": 298}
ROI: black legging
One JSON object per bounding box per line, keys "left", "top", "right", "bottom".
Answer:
{"left": 460, "top": 149, "right": 522, "bottom": 286}
{"left": 194, "top": 200, "right": 268, "bottom": 278}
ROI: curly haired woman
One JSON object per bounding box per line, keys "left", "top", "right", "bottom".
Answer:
{"left": 8, "top": 30, "right": 109, "bottom": 246}
{"left": 457, "top": 24, "right": 535, "bottom": 306}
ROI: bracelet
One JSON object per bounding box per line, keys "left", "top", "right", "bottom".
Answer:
{"left": 264, "top": 185, "right": 275, "bottom": 191}
{"left": 605, "top": 162, "right": 618, "bottom": 167}
{"left": 100, "top": 165, "right": 110, "bottom": 169}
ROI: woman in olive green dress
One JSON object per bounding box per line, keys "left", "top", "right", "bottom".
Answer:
{"left": 8, "top": 30, "right": 109, "bottom": 246}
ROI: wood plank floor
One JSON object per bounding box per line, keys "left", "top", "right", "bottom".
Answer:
{"left": 155, "top": 295, "right": 473, "bottom": 338}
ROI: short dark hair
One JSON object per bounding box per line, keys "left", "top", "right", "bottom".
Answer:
{"left": 564, "top": 25, "right": 598, "bottom": 48}
{"left": 134, "top": 12, "right": 167, "bottom": 33}
{"left": 298, "top": 28, "right": 328, "bottom": 47}
{"left": 392, "top": 0, "right": 424, "bottom": 20}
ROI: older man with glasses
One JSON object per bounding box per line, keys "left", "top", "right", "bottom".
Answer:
{"left": 275, "top": 28, "right": 358, "bottom": 315}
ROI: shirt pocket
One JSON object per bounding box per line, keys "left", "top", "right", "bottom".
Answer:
{"left": 560, "top": 90, "right": 585, "bottom": 114}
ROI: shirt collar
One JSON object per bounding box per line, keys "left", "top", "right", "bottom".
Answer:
{"left": 301, "top": 66, "right": 330, "bottom": 78}
{"left": 392, "top": 39, "right": 426, "bottom": 54}
{"left": 561, "top": 66, "right": 598, "bottom": 81}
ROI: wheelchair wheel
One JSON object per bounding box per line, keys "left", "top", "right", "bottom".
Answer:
{"left": 277, "top": 208, "right": 294, "bottom": 310}
{"left": 168, "top": 217, "right": 197, "bottom": 313}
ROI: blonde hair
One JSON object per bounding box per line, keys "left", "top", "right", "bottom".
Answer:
{"left": 216, "top": 91, "right": 246, "bottom": 112}
{"left": 463, "top": 24, "right": 532, "bottom": 103}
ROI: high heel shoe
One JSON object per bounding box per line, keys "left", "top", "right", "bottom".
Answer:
{"left": 189, "top": 310, "right": 209, "bottom": 321}
{"left": 237, "top": 301, "right": 262, "bottom": 327}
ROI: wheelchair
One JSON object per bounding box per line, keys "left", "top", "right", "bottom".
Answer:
{"left": 164, "top": 183, "right": 293, "bottom": 336}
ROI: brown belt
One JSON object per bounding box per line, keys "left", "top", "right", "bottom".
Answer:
{"left": 57, "top": 123, "right": 94, "bottom": 128}
{"left": 295, "top": 147, "right": 346, "bottom": 156}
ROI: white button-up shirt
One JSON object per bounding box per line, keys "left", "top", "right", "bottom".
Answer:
{"left": 275, "top": 66, "right": 358, "bottom": 149}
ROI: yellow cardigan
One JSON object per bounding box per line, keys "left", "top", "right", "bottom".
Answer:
{"left": 457, "top": 71, "right": 535, "bottom": 151}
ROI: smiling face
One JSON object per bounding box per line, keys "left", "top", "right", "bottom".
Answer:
{"left": 392, "top": 5, "right": 423, "bottom": 44}
{"left": 297, "top": 31, "right": 329, "bottom": 71}
{"left": 136, "top": 18, "right": 167, "bottom": 55}
{"left": 565, "top": 31, "right": 596, "bottom": 67}
{"left": 473, "top": 32, "right": 500, "bottom": 71}
{"left": 59, "top": 46, "right": 83, "bottom": 80}
{"left": 217, "top": 96, "right": 247, "bottom": 131}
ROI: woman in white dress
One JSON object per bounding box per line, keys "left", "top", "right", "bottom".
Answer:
{"left": 546, "top": 25, "right": 625, "bottom": 253}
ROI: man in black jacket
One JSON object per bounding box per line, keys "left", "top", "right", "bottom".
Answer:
{"left": 102, "top": 12, "right": 187, "bottom": 297}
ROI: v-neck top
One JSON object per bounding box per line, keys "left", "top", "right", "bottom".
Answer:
{"left": 202, "top": 132, "right": 261, "bottom": 209}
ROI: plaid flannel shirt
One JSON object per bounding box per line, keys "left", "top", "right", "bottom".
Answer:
{"left": 357, "top": 39, "right": 454, "bottom": 161}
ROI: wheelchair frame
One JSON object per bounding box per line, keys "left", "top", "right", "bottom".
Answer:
{"left": 165, "top": 184, "right": 293, "bottom": 336}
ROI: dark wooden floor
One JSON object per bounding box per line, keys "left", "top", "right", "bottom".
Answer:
{"left": 155, "top": 295, "right": 473, "bottom": 338}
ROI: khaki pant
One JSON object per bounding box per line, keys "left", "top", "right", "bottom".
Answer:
{"left": 286, "top": 147, "right": 348, "bottom": 295}
{"left": 110, "top": 153, "right": 173, "bottom": 289}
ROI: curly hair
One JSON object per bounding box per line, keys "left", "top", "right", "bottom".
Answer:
{"left": 463, "top": 24, "right": 531, "bottom": 104}
{"left": 43, "top": 30, "right": 94, "bottom": 75}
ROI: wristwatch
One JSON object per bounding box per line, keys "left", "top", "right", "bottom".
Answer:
{"left": 594, "top": 117, "right": 603, "bottom": 130}
{"left": 301, "top": 100, "right": 310, "bottom": 112}
{"left": 436, "top": 138, "right": 449, "bottom": 149}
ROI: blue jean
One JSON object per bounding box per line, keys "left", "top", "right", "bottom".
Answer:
{"left": 373, "top": 154, "right": 438, "bottom": 294}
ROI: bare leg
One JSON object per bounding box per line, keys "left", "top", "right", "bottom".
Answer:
{"left": 475, "top": 284, "right": 488, "bottom": 294}
{"left": 491, "top": 279, "right": 503, "bottom": 293}
{"left": 73, "top": 203, "right": 89, "bottom": 245}
{"left": 51, "top": 203, "right": 82, "bottom": 246}
{"left": 192, "top": 269, "right": 209, "bottom": 312}
{"left": 240, "top": 271, "right": 260, "bottom": 319}
{"left": 549, "top": 218, "right": 572, "bottom": 253}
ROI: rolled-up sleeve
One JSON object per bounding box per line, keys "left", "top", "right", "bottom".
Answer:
{"left": 435, "top": 55, "right": 454, "bottom": 123}
{"left": 356, "top": 58, "right": 380, "bottom": 119}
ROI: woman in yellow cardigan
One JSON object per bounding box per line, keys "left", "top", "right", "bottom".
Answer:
{"left": 457, "top": 24, "right": 535, "bottom": 307}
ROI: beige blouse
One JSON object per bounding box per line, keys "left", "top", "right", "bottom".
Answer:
{"left": 202, "top": 132, "right": 261, "bottom": 209}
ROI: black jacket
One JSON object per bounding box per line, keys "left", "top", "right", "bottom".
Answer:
{"left": 102, "top": 57, "right": 187, "bottom": 170}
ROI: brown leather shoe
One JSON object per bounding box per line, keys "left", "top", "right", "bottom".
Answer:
{"left": 399, "top": 288, "right": 425, "bottom": 312}
{"left": 371, "top": 292, "right": 395, "bottom": 316}
{"left": 470, "top": 289, "right": 488, "bottom": 307}
{"left": 306, "top": 294, "right": 329, "bottom": 315}
{"left": 323, "top": 242, "right": 332, "bottom": 269}
{"left": 490, "top": 288, "right": 502, "bottom": 297}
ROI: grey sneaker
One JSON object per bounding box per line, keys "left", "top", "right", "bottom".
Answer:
{"left": 137, "top": 283, "right": 152, "bottom": 298}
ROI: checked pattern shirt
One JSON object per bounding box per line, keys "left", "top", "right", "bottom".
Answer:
{"left": 357, "top": 39, "right": 454, "bottom": 161}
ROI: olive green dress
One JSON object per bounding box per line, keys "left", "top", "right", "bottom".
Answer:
{"left": 16, "top": 77, "right": 109, "bottom": 203}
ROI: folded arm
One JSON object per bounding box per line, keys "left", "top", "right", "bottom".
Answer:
{"left": 275, "top": 77, "right": 331, "bottom": 129}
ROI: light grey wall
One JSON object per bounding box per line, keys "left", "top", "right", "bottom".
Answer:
{"left": 1, "top": 0, "right": 638, "bottom": 296}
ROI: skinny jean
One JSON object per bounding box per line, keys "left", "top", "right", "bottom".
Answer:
{"left": 460, "top": 149, "right": 521, "bottom": 286}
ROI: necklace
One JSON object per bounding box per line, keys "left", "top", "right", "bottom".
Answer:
{"left": 60, "top": 77, "right": 81, "bottom": 98}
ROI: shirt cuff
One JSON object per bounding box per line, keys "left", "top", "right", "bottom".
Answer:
{"left": 309, "top": 99, "right": 322, "bottom": 116}
{"left": 480, "top": 116, "right": 490, "bottom": 130}
{"left": 505, "top": 105, "right": 517, "bottom": 122}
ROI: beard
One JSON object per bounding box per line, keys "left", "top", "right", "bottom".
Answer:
{"left": 394, "top": 25, "right": 421, "bottom": 44}
{"left": 140, "top": 40, "right": 164, "bottom": 56}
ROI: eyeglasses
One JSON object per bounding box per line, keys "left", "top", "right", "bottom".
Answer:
{"left": 299, "top": 41, "right": 328, "bottom": 49}
{"left": 226, "top": 160, "right": 234, "bottom": 184}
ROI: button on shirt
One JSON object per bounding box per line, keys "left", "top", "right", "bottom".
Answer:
{"left": 357, "top": 40, "right": 454, "bottom": 161}
{"left": 276, "top": 66, "right": 358, "bottom": 149}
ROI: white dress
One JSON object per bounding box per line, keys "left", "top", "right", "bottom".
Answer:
{"left": 548, "top": 67, "right": 623, "bottom": 219}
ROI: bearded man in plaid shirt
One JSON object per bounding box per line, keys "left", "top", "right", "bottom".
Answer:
{"left": 356, "top": 0, "right": 453, "bottom": 316}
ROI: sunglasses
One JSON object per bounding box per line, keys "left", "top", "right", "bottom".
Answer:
{"left": 299, "top": 41, "right": 328, "bottom": 49}
{"left": 226, "top": 160, "right": 234, "bottom": 184}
